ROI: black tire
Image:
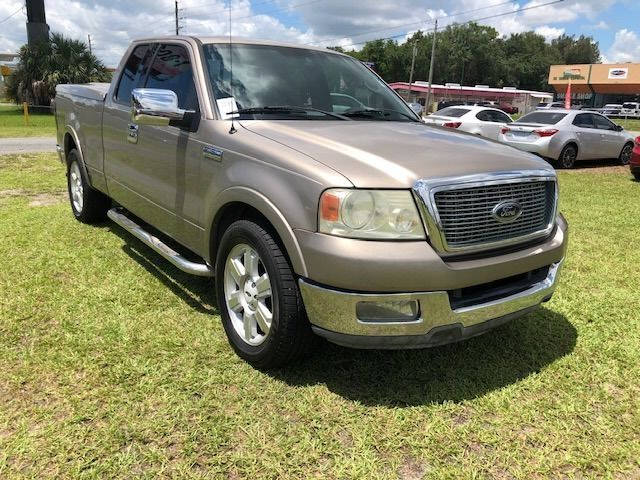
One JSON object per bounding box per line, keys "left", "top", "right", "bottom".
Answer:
{"left": 634, "top": 172, "right": 640, "bottom": 182}
{"left": 557, "top": 144, "right": 577, "bottom": 169}
{"left": 215, "top": 219, "right": 314, "bottom": 369}
{"left": 66, "top": 149, "right": 111, "bottom": 224}
{"left": 619, "top": 142, "right": 633, "bottom": 166}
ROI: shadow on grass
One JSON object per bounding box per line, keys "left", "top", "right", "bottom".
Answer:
{"left": 101, "top": 219, "right": 575, "bottom": 406}
{"left": 105, "top": 223, "right": 218, "bottom": 315}
{"left": 271, "top": 307, "right": 576, "bottom": 406}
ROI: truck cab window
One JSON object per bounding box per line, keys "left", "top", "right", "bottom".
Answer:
{"left": 144, "top": 44, "right": 199, "bottom": 111}
{"left": 115, "top": 44, "right": 151, "bottom": 105}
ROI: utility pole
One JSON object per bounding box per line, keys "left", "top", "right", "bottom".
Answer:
{"left": 87, "top": 34, "right": 92, "bottom": 54}
{"left": 407, "top": 42, "right": 417, "bottom": 101}
{"left": 175, "top": 0, "right": 180, "bottom": 35}
{"left": 25, "top": 0, "right": 50, "bottom": 46}
{"left": 425, "top": 19, "right": 438, "bottom": 114}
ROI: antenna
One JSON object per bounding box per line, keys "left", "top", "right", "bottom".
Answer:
{"left": 228, "top": 0, "right": 236, "bottom": 134}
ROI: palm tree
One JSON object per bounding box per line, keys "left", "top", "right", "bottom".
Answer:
{"left": 7, "top": 32, "right": 111, "bottom": 106}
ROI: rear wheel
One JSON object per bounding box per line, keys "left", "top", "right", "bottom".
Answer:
{"left": 215, "top": 219, "right": 314, "bottom": 369}
{"left": 557, "top": 144, "right": 577, "bottom": 169}
{"left": 66, "top": 149, "right": 111, "bottom": 223}
{"left": 619, "top": 143, "right": 633, "bottom": 166}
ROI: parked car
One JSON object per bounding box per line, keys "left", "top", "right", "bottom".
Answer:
{"left": 600, "top": 104, "right": 623, "bottom": 117}
{"left": 498, "top": 102, "right": 519, "bottom": 114}
{"left": 437, "top": 100, "right": 465, "bottom": 110}
{"left": 498, "top": 110, "right": 635, "bottom": 168}
{"left": 424, "top": 105, "right": 513, "bottom": 140}
{"left": 536, "top": 102, "right": 565, "bottom": 110}
{"left": 621, "top": 102, "right": 640, "bottom": 118}
{"left": 54, "top": 37, "right": 567, "bottom": 368}
{"left": 630, "top": 136, "right": 640, "bottom": 180}
{"left": 407, "top": 102, "right": 423, "bottom": 116}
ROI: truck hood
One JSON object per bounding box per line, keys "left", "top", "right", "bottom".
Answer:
{"left": 241, "top": 120, "right": 553, "bottom": 188}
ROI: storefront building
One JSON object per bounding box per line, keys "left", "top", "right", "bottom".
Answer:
{"left": 548, "top": 63, "right": 640, "bottom": 107}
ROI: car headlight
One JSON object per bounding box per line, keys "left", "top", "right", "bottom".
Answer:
{"left": 319, "top": 189, "right": 425, "bottom": 240}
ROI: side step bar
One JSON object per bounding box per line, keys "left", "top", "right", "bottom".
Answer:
{"left": 107, "top": 208, "right": 214, "bottom": 277}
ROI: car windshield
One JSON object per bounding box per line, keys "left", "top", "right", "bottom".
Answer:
{"left": 434, "top": 107, "right": 470, "bottom": 117}
{"left": 623, "top": 103, "right": 637, "bottom": 109}
{"left": 202, "top": 43, "right": 418, "bottom": 122}
{"left": 516, "top": 112, "right": 568, "bottom": 125}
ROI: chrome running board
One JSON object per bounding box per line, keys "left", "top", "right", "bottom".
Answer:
{"left": 107, "top": 208, "right": 214, "bottom": 277}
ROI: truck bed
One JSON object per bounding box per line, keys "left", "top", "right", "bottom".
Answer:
{"left": 56, "top": 83, "right": 110, "bottom": 102}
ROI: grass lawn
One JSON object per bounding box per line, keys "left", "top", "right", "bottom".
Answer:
{"left": 614, "top": 118, "right": 640, "bottom": 133}
{"left": 1, "top": 154, "right": 640, "bottom": 479}
{"left": 0, "top": 104, "right": 56, "bottom": 138}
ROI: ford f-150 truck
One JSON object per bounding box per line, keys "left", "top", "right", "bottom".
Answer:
{"left": 55, "top": 37, "right": 568, "bottom": 368}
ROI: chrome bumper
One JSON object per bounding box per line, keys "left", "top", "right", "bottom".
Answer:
{"left": 299, "top": 259, "right": 563, "bottom": 349}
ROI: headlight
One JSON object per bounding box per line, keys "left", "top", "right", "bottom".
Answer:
{"left": 319, "top": 189, "right": 425, "bottom": 239}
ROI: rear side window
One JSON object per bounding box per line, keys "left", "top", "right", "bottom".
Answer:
{"left": 436, "top": 107, "right": 470, "bottom": 117}
{"left": 516, "top": 112, "right": 567, "bottom": 125}
{"left": 115, "top": 44, "right": 152, "bottom": 105}
{"left": 144, "top": 44, "right": 199, "bottom": 111}
{"left": 572, "top": 113, "right": 594, "bottom": 128}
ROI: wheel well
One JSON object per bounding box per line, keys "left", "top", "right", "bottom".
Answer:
{"left": 561, "top": 142, "right": 578, "bottom": 158}
{"left": 210, "top": 202, "right": 288, "bottom": 265}
{"left": 63, "top": 133, "right": 77, "bottom": 163}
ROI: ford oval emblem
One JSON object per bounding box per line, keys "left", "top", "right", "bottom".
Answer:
{"left": 492, "top": 200, "right": 522, "bottom": 223}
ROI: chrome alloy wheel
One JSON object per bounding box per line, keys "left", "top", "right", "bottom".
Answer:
{"left": 69, "top": 161, "right": 84, "bottom": 212}
{"left": 223, "top": 243, "right": 273, "bottom": 346}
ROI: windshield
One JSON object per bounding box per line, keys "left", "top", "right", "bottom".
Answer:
{"left": 516, "top": 112, "right": 568, "bottom": 125}
{"left": 623, "top": 103, "right": 637, "bottom": 109}
{"left": 202, "top": 43, "right": 417, "bottom": 121}
{"left": 433, "top": 107, "right": 470, "bottom": 117}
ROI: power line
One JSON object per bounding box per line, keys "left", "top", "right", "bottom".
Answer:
{"left": 182, "top": 0, "right": 276, "bottom": 14}
{"left": 184, "top": 0, "right": 323, "bottom": 21}
{"left": 307, "top": 0, "right": 515, "bottom": 47}
{"left": 0, "top": 5, "right": 24, "bottom": 24}
{"left": 334, "top": 0, "right": 565, "bottom": 50}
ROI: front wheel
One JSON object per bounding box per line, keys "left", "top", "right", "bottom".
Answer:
{"left": 557, "top": 144, "right": 577, "bottom": 169}
{"left": 619, "top": 143, "right": 633, "bottom": 166}
{"left": 215, "top": 219, "right": 314, "bottom": 369}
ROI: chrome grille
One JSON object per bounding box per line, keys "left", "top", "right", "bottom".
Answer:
{"left": 428, "top": 178, "right": 556, "bottom": 251}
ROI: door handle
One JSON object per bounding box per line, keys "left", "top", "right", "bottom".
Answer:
{"left": 127, "top": 123, "right": 139, "bottom": 144}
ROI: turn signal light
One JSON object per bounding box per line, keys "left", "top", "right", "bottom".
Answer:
{"left": 634, "top": 136, "right": 640, "bottom": 147}
{"left": 443, "top": 121, "right": 462, "bottom": 128}
{"left": 534, "top": 128, "right": 559, "bottom": 137}
{"left": 320, "top": 191, "right": 340, "bottom": 221}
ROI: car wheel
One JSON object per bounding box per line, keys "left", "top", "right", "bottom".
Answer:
{"left": 619, "top": 143, "right": 633, "bottom": 166}
{"left": 66, "top": 149, "right": 111, "bottom": 223}
{"left": 558, "top": 144, "right": 577, "bottom": 169}
{"left": 215, "top": 219, "right": 314, "bottom": 369}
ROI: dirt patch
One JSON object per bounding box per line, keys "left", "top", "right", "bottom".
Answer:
{"left": 0, "top": 188, "right": 28, "bottom": 198}
{"left": 566, "top": 165, "right": 630, "bottom": 174}
{"left": 398, "top": 456, "right": 427, "bottom": 480}
{"left": 28, "top": 193, "right": 65, "bottom": 207}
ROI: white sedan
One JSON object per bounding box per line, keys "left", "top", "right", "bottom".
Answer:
{"left": 424, "top": 106, "right": 513, "bottom": 140}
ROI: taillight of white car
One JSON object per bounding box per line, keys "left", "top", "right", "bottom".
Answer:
{"left": 443, "top": 121, "right": 462, "bottom": 128}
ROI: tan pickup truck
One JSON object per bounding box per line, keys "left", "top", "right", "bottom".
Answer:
{"left": 54, "top": 36, "right": 568, "bottom": 368}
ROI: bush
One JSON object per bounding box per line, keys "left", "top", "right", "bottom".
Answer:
{"left": 7, "top": 32, "right": 111, "bottom": 106}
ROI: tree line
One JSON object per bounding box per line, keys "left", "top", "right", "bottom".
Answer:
{"left": 332, "top": 22, "right": 600, "bottom": 92}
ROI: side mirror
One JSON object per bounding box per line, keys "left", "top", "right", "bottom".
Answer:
{"left": 615, "top": 124, "right": 624, "bottom": 132}
{"left": 131, "top": 88, "right": 194, "bottom": 126}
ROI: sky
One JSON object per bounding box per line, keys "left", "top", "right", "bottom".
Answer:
{"left": 0, "top": 0, "right": 639, "bottom": 71}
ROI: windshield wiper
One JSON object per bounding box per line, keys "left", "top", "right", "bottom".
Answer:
{"left": 342, "top": 108, "right": 419, "bottom": 122}
{"left": 228, "top": 105, "right": 349, "bottom": 120}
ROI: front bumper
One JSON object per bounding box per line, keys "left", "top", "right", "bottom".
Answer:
{"left": 299, "top": 259, "right": 563, "bottom": 349}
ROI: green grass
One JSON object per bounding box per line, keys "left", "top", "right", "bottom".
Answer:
{"left": 0, "top": 104, "right": 56, "bottom": 138}
{"left": 1, "top": 154, "right": 640, "bottom": 479}
{"left": 614, "top": 118, "right": 640, "bottom": 132}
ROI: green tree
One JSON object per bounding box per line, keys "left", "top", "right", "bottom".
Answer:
{"left": 7, "top": 32, "right": 110, "bottom": 106}
{"left": 550, "top": 34, "right": 601, "bottom": 64}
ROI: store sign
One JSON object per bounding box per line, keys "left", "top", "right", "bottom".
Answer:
{"left": 608, "top": 68, "right": 628, "bottom": 79}
{"left": 557, "top": 68, "right": 585, "bottom": 81}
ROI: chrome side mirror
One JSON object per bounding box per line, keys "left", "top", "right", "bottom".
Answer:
{"left": 131, "top": 88, "right": 193, "bottom": 126}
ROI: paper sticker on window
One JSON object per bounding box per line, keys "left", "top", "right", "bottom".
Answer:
{"left": 217, "top": 97, "right": 239, "bottom": 120}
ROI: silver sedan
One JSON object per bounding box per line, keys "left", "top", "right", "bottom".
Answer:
{"left": 498, "top": 109, "right": 635, "bottom": 168}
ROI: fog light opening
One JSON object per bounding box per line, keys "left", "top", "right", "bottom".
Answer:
{"left": 356, "top": 300, "right": 420, "bottom": 323}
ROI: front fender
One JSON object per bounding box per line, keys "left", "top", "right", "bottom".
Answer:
{"left": 206, "top": 186, "right": 308, "bottom": 277}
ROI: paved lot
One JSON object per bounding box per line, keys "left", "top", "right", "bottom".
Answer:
{"left": 0, "top": 136, "right": 56, "bottom": 154}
